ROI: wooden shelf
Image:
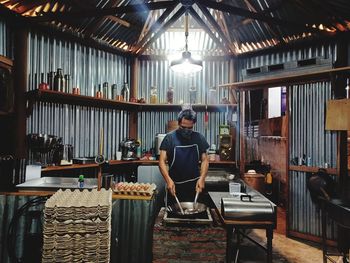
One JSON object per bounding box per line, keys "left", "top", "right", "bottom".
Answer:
{"left": 26, "top": 89, "right": 236, "bottom": 112}
{"left": 109, "top": 160, "right": 158, "bottom": 165}
{"left": 26, "top": 89, "right": 139, "bottom": 111}
{"left": 138, "top": 103, "right": 236, "bottom": 112}
{"left": 219, "top": 66, "right": 350, "bottom": 90}
{"left": 289, "top": 165, "right": 337, "bottom": 175}
{"left": 109, "top": 159, "right": 235, "bottom": 166}
{"left": 41, "top": 163, "right": 99, "bottom": 172}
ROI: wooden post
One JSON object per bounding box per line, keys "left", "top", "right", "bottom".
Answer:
{"left": 129, "top": 57, "right": 138, "bottom": 139}
{"left": 239, "top": 91, "right": 245, "bottom": 175}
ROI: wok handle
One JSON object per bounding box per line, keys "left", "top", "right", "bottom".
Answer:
{"left": 240, "top": 194, "right": 252, "bottom": 202}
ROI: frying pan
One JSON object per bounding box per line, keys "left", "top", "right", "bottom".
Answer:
{"left": 167, "top": 202, "right": 208, "bottom": 219}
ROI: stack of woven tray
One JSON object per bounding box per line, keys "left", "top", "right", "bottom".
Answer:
{"left": 42, "top": 188, "right": 112, "bottom": 263}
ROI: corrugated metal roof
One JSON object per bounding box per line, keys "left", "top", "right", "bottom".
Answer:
{"left": 1, "top": 0, "right": 350, "bottom": 56}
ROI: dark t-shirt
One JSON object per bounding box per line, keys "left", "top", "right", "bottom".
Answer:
{"left": 159, "top": 130, "right": 209, "bottom": 165}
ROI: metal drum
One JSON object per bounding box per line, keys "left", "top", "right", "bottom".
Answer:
{"left": 221, "top": 194, "right": 275, "bottom": 221}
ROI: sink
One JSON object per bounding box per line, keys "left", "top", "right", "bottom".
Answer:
{"left": 16, "top": 177, "right": 98, "bottom": 191}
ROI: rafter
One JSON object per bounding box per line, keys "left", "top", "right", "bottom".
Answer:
{"left": 134, "top": 3, "right": 178, "bottom": 53}
{"left": 83, "top": 0, "right": 130, "bottom": 38}
{"left": 197, "top": 0, "right": 331, "bottom": 36}
{"left": 31, "top": 1, "right": 178, "bottom": 22}
{"left": 196, "top": 3, "right": 236, "bottom": 54}
{"left": 188, "top": 6, "right": 228, "bottom": 54}
{"left": 137, "top": 6, "right": 186, "bottom": 55}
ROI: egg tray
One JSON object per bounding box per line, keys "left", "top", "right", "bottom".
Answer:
{"left": 112, "top": 182, "right": 157, "bottom": 196}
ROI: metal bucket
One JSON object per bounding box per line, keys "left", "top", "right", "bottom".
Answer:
{"left": 243, "top": 173, "right": 265, "bottom": 193}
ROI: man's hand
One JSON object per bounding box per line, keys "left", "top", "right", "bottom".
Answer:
{"left": 167, "top": 179, "right": 176, "bottom": 196}
{"left": 196, "top": 177, "right": 206, "bottom": 193}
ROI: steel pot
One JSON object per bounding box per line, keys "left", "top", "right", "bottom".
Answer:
{"left": 167, "top": 202, "right": 207, "bottom": 219}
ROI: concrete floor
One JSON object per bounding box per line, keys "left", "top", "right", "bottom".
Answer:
{"left": 235, "top": 208, "right": 343, "bottom": 263}
{"left": 237, "top": 229, "right": 324, "bottom": 263}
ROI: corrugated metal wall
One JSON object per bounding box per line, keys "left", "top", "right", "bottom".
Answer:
{"left": 237, "top": 43, "right": 338, "bottom": 239}
{"left": 137, "top": 58, "right": 234, "bottom": 152}
{"left": 238, "top": 44, "right": 336, "bottom": 80}
{"left": 0, "top": 19, "right": 10, "bottom": 57}
{"left": 289, "top": 81, "right": 337, "bottom": 239}
{"left": 26, "top": 32, "right": 131, "bottom": 160}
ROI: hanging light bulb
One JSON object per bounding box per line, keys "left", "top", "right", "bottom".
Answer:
{"left": 170, "top": 12, "right": 203, "bottom": 74}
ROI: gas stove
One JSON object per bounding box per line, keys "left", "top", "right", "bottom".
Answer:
{"left": 162, "top": 207, "right": 213, "bottom": 226}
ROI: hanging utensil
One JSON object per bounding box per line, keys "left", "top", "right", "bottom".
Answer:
{"left": 174, "top": 194, "right": 185, "bottom": 215}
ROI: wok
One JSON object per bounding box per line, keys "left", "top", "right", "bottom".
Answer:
{"left": 167, "top": 202, "right": 208, "bottom": 219}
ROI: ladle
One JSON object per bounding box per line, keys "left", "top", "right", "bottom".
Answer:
{"left": 174, "top": 194, "right": 184, "bottom": 215}
{"left": 193, "top": 191, "right": 199, "bottom": 209}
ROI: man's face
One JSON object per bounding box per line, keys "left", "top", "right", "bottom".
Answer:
{"left": 179, "top": 118, "right": 194, "bottom": 130}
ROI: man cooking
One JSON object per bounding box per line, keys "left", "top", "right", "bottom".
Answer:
{"left": 158, "top": 108, "right": 210, "bottom": 206}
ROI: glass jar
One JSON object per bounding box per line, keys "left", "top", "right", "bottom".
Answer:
{"left": 208, "top": 87, "right": 217, "bottom": 104}
{"left": 166, "top": 86, "right": 174, "bottom": 104}
{"left": 150, "top": 86, "right": 157, "bottom": 104}
{"left": 189, "top": 86, "right": 197, "bottom": 104}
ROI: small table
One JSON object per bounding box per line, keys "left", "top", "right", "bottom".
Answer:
{"left": 209, "top": 191, "right": 277, "bottom": 263}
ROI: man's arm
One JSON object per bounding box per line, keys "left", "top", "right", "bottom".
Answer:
{"left": 196, "top": 152, "right": 209, "bottom": 192}
{"left": 158, "top": 149, "right": 176, "bottom": 196}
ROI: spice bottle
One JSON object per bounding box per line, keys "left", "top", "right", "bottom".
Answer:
{"left": 189, "top": 86, "right": 197, "bottom": 104}
{"left": 112, "top": 84, "right": 118, "bottom": 100}
{"left": 150, "top": 86, "right": 158, "bottom": 104}
{"left": 121, "top": 82, "right": 130, "bottom": 102}
{"left": 167, "top": 86, "right": 174, "bottom": 104}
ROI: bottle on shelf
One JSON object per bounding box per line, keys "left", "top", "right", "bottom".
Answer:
{"left": 346, "top": 78, "right": 350, "bottom": 99}
{"left": 121, "top": 82, "right": 130, "bottom": 102}
{"left": 189, "top": 86, "right": 197, "bottom": 104}
{"left": 103, "top": 82, "right": 109, "bottom": 99}
{"left": 111, "top": 84, "right": 118, "bottom": 100}
{"left": 150, "top": 86, "right": 158, "bottom": 104}
{"left": 166, "top": 86, "right": 174, "bottom": 104}
{"left": 209, "top": 86, "right": 217, "bottom": 104}
{"left": 47, "top": 71, "right": 54, "bottom": 90}
{"left": 64, "top": 74, "right": 71, "bottom": 93}
{"left": 53, "top": 68, "right": 65, "bottom": 92}
{"left": 78, "top": 174, "right": 85, "bottom": 189}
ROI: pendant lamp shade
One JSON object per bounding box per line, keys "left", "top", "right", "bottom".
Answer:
{"left": 170, "top": 12, "right": 203, "bottom": 74}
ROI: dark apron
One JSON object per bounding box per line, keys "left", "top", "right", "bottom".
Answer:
{"left": 165, "top": 141, "right": 200, "bottom": 206}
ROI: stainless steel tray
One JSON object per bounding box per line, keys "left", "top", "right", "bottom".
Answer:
{"left": 16, "top": 177, "right": 98, "bottom": 191}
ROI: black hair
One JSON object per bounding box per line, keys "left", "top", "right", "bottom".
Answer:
{"left": 177, "top": 109, "right": 197, "bottom": 124}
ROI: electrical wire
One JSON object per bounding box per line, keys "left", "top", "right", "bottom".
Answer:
{"left": 7, "top": 196, "right": 49, "bottom": 263}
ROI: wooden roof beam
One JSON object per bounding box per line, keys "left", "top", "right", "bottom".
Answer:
{"left": 188, "top": 6, "right": 229, "bottom": 54}
{"left": 30, "top": 1, "right": 178, "bottom": 22}
{"left": 137, "top": 6, "right": 186, "bottom": 55}
{"left": 134, "top": 2, "right": 179, "bottom": 53}
{"left": 197, "top": 0, "right": 332, "bottom": 36}
{"left": 196, "top": 3, "right": 236, "bottom": 55}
